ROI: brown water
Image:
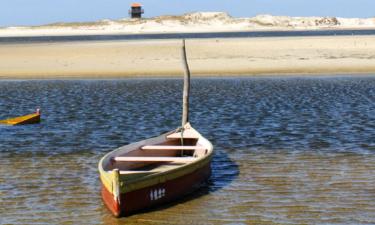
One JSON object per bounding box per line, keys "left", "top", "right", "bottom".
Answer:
{"left": 1, "top": 77, "right": 374, "bottom": 224}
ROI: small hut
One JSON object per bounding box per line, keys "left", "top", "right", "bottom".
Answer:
{"left": 129, "top": 3, "right": 144, "bottom": 19}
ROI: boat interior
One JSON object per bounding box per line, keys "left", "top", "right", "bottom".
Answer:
{"left": 104, "top": 128, "right": 209, "bottom": 178}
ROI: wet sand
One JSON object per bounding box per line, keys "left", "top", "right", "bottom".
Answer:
{"left": 0, "top": 36, "right": 375, "bottom": 79}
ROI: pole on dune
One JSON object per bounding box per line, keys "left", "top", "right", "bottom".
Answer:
{"left": 181, "top": 39, "right": 191, "bottom": 127}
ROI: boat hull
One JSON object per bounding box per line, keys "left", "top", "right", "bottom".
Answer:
{"left": 101, "top": 163, "right": 211, "bottom": 217}
{"left": 0, "top": 113, "right": 40, "bottom": 125}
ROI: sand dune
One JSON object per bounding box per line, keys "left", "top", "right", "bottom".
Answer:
{"left": 1, "top": 12, "right": 375, "bottom": 37}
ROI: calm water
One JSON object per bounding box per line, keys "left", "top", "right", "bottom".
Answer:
{"left": 1, "top": 29, "right": 375, "bottom": 44}
{"left": 0, "top": 76, "right": 374, "bottom": 224}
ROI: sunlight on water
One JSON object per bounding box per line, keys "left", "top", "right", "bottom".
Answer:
{"left": 0, "top": 76, "right": 374, "bottom": 224}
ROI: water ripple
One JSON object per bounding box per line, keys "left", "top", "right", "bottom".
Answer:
{"left": 0, "top": 76, "right": 374, "bottom": 224}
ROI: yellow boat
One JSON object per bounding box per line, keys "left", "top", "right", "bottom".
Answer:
{"left": 0, "top": 109, "right": 41, "bottom": 125}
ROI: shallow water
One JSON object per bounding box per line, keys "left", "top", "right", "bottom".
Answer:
{"left": 1, "top": 29, "right": 375, "bottom": 44}
{"left": 0, "top": 76, "right": 374, "bottom": 224}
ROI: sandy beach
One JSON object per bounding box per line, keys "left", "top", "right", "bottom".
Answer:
{"left": 1, "top": 35, "right": 375, "bottom": 79}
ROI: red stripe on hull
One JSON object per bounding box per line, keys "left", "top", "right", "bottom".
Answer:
{"left": 101, "top": 163, "right": 211, "bottom": 217}
{"left": 101, "top": 183, "right": 121, "bottom": 217}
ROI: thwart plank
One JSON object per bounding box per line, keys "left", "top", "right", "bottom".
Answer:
{"left": 141, "top": 145, "right": 205, "bottom": 150}
{"left": 166, "top": 129, "right": 200, "bottom": 139}
{"left": 119, "top": 171, "right": 156, "bottom": 175}
{"left": 114, "top": 156, "right": 196, "bottom": 163}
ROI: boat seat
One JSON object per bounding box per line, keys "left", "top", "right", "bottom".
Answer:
{"left": 166, "top": 129, "right": 200, "bottom": 139}
{"left": 141, "top": 145, "right": 205, "bottom": 151}
{"left": 119, "top": 170, "right": 156, "bottom": 175}
{"left": 114, "top": 156, "right": 196, "bottom": 163}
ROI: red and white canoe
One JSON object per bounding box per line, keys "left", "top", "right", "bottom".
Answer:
{"left": 98, "top": 123, "right": 213, "bottom": 217}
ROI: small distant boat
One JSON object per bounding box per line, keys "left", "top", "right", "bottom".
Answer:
{"left": 0, "top": 109, "right": 41, "bottom": 125}
{"left": 98, "top": 40, "right": 213, "bottom": 217}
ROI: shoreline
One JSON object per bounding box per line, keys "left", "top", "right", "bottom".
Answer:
{"left": 1, "top": 36, "right": 375, "bottom": 79}
{"left": 1, "top": 73, "right": 375, "bottom": 81}
{"left": 1, "top": 27, "right": 375, "bottom": 39}
{"left": 1, "top": 69, "right": 375, "bottom": 80}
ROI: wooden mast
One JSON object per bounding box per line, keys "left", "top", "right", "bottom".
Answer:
{"left": 181, "top": 39, "right": 191, "bottom": 127}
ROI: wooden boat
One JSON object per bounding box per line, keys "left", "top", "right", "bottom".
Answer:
{"left": 98, "top": 40, "right": 213, "bottom": 217}
{"left": 0, "top": 109, "right": 41, "bottom": 125}
{"left": 98, "top": 123, "right": 213, "bottom": 216}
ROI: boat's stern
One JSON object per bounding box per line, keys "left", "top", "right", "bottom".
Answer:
{"left": 99, "top": 157, "right": 123, "bottom": 217}
{"left": 101, "top": 183, "right": 121, "bottom": 217}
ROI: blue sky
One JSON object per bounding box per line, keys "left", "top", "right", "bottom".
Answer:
{"left": 0, "top": 0, "right": 374, "bottom": 27}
